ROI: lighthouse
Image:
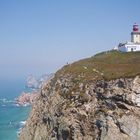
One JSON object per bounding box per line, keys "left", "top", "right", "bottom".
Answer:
{"left": 118, "top": 23, "right": 140, "bottom": 52}
{"left": 131, "top": 23, "right": 140, "bottom": 44}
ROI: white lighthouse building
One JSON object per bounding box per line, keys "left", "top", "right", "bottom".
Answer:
{"left": 118, "top": 23, "right": 140, "bottom": 52}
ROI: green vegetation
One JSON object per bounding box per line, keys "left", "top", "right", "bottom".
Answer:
{"left": 56, "top": 50, "right": 140, "bottom": 82}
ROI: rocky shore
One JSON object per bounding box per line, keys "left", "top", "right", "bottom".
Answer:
{"left": 15, "top": 91, "right": 39, "bottom": 106}
{"left": 16, "top": 74, "right": 54, "bottom": 106}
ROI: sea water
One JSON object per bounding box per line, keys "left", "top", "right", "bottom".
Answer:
{"left": 0, "top": 79, "right": 31, "bottom": 140}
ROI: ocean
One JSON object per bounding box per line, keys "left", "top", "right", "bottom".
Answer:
{"left": 0, "top": 79, "right": 31, "bottom": 140}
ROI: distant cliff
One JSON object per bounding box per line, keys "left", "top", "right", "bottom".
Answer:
{"left": 26, "top": 74, "right": 54, "bottom": 90}
{"left": 19, "top": 51, "right": 140, "bottom": 140}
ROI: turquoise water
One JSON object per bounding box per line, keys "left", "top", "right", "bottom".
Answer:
{"left": 0, "top": 79, "right": 31, "bottom": 140}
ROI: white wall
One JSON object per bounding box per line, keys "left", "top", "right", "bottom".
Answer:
{"left": 131, "top": 34, "right": 140, "bottom": 44}
{"left": 126, "top": 44, "right": 140, "bottom": 52}
{"left": 119, "top": 44, "right": 140, "bottom": 52}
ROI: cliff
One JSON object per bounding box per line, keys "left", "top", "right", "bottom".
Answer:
{"left": 19, "top": 51, "right": 140, "bottom": 140}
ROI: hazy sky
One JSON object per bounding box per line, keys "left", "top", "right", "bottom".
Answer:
{"left": 0, "top": 0, "right": 140, "bottom": 79}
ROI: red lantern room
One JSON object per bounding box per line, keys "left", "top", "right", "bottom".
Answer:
{"left": 133, "top": 23, "right": 139, "bottom": 32}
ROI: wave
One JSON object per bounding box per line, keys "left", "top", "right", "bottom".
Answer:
{"left": 19, "top": 121, "right": 26, "bottom": 126}
{"left": 0, "top": 98, "right": 16, "bottom": 107}
{"left": 0, "top": 120, "right": 26, "bottom": 129}
{"left": 0, "top": 120, "right": 26, "bottom": 136}
{"left": 0, "top": 98, "right": 18, "bottom": 107}
{"left": 0, "top": 98, "right": 31, "bottom": 108}
{"left": 17, "top": 121, "right": 26, "bottom": 136}
{"left": 0, "top": 98, "right": 13, "bottom": 107}
{"left": 0, "top": 98, "right": 14, "bottom": 103}
{"left": 0, "top": 98, "right": 28, "bottom": 107}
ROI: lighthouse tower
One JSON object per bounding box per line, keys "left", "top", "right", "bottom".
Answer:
{"left": 131, "top": 23, "right": 140, "bottom": 44}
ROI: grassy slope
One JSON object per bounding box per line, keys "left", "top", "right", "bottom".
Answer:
{"left": 56, "top": 50, "right": 140, "bottom": 82}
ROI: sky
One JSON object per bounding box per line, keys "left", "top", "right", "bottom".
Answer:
{"left": 0, "top": 0, "right": 140, "bottom": 80}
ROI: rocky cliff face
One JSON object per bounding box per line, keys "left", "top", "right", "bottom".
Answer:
{"left": 19, "top": 75, "right": 140, "bottom": 140}
{"left": 19, "top": 51, "right": 140, "bottom": 140}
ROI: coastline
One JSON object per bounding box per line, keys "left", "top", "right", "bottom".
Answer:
{"left": 15, "top": 91, "right": 39, "bottom": 106}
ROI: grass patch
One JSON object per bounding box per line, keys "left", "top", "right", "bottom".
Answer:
{"left": 55, "top": 50, "right": 140, "bottom": 82}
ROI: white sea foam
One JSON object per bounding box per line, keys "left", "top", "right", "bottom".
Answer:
{"left": 0, "top": 98, "right": 19, "bottom": 107}
{"left": 19, "top": 121, "right": 26, "bottom": 126}
{"left": 0, "top": 98, "right": 14, "bottom": 103}
{"left": 17, "top": 121, "right": 26, "bottom": 136}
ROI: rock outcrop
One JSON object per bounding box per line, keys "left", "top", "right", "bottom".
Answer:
{"left": 16, "top": 91, "right": 39, "bottom": 106}
{"left": 19, "top": 75, "right": 140, "bottom": 140}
